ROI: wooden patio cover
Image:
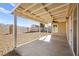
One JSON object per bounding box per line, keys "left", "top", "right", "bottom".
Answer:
{"left": 11, "top": 3, "right": 76, "bottom": 24}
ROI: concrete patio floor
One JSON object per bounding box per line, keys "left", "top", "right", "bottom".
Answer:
{"left": 5, "top": 35, "right": 73, "bottom": 56}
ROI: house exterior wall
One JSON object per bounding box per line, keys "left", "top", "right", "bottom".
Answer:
{"left": 58, "top": 22, "right": 66, "bottom": 35}
{"left": 52, "top": 22, "right": 66, "bottom": 36}
{"left": 66, "top": 5, "right": 79, "bottom": 55}
{"left": 66, "top": 15, "right": 76, "bottom": 55}
{"left": 72, "top": 7, "right": 77, "bottom": 55}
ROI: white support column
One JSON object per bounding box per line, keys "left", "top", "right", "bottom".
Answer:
{"left": 39, "top": 23, "right": 41, "bottom": 38}
{"left": 47, "top": 21, "right": 49, "bottom": 35}
{"left": 51, "top": 22, "right": 52, "bottom": 35}
{"left": 13, "top": 14, "right": 17, "bottom": 49}
{"left": 47, "top": 19, "right": 53, "bottom": 35}
{"left": 77, "top": 4, "right": 79, "bottom": 56}
{"left": 51, "top": 19, "right": 53, "bottom": 35}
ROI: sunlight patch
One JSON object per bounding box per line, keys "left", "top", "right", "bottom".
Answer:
{"left": 44, "top": 35, "right": 51, "bottom": 42}
{"left": 39, "top": 36, "right": 47, "bottom": 40}
{"left": 39, "top": 35, "right": 51, "bottom": 42}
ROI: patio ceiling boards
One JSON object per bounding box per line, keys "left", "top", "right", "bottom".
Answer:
{"left": 11, "top": 3, "right": 75, "bottom": 24}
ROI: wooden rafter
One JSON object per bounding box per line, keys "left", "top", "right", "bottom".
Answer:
{"left": 15, "top": 9, "right": 48, "bottom": 24}
{"left": 23, "top": 4, "right": 37, "bottom": 12}
{"left": 55, "top": 16, "right": 65, "bottom": 19}
{"left": 51, "top": 9, "right": 68, "bottom": 15}
{"left": 36, "top": 4, "right": 69, "bottom": 16}
{"left": 66, "top": 4, "right": 76, "bottom": 17}
{"left": 16, "top": 4, "right": 49, "bottom": 23}
{"left": 12, "top": 3, "right": 70, "bottom": 23}
{"left": 11, "top": 3, "right": 21, "bottom": 14}
{"left": 41, "top": 9, "right": 68, "bottom": 16}
{"left": 41, "top": 3, "right": 54, "bottom": 22}
{"left": 23, "top": 10, "right": 49, "bottom": 23}
{"left": 54, "top": 12, "right": 66, "bottom": 17}
{"left": 31, "top": 3, "right": 52, "bottom": 13}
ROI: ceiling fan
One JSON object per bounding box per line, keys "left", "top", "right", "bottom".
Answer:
{"left": 52, "top": 20, "right": 58, "bottom": 23}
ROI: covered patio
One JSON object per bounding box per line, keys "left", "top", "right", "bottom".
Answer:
{"left": 4, "top": 3, "right": 78, "bottom": 56}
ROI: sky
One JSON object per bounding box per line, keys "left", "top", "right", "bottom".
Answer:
{"left": 0, "top": 3, "right": 39, "bottom": 27}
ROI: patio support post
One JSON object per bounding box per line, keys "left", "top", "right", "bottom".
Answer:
{"left": 77, "top": 3, "right": 79, "bottom": 56}
{"left": 39, "top": 23, "right": 41, "bottom": 38}
{"left": 13, "top": 14, "right": 17, "bottom": 49}
{"left": 47, "top": 23, "right": 48, "bottom": 35}
{"left": 47, "top": 21, "right": 49, "bottom": 35}
{"left": 51, "top": 20, "right": 53, "bottom": 35}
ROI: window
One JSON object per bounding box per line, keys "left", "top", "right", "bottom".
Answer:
{"left": 52, "top": 23, "right": 58, "bottom": 32}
